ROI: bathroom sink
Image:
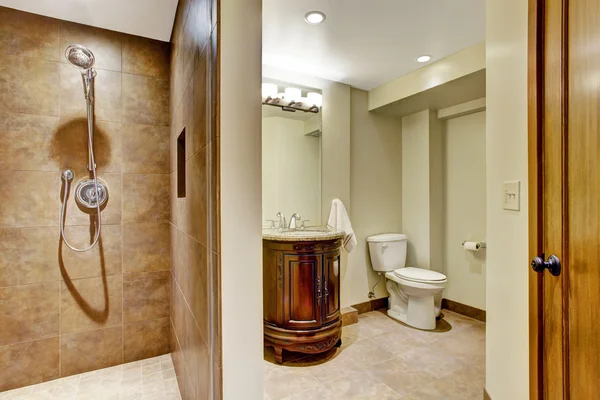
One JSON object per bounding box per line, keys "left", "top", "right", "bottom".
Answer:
{"left": 262, "top": 228, "right": 345, "bottom": 242}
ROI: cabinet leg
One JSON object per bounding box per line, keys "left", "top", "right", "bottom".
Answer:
{"left": 334, "top": 338, "right": 342, "bottom": 348}
{"left": 274, "top": 346, "right": 283, "bottom": 364}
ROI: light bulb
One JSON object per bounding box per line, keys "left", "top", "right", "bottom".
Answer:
{"left": 307, "top": 92, "right": 322, "bottom": 107}
{"left": 416, "top": 55, "right": 431, "bottom": 63}
{"left": 262, "top": 83, "right": 278, "bottom": 98}
{"left": 285, "top": 87, "right": 302, "bottom": 102}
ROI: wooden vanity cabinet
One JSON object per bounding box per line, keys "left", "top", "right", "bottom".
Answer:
{"left": 263, "top": 238, "right": 342, "bottom": 363}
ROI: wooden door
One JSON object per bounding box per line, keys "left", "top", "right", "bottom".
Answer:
{"left": 529, "top": 0, "right": 600, "bottom": 398}
{"left": 282, "top": 254, "right": 322, "bottom": 329}
{"left": 322, "top": 250, "right": 341, "bottom": 325}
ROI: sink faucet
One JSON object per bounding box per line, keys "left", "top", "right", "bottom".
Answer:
{"left": 276, "top": 212, "right": 286, "bottom": 231}
{"left": 289, "top": 213, "right": 301, "bottom": 230}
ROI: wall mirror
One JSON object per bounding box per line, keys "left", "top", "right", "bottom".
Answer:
{"left": 261, "top": 81, "right": 322, "bottom": 227}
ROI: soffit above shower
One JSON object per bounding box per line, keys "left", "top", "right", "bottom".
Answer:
{"left": 0, "top": 0, "right": 178, "bottom": 42}
{"left": 263, "top": 0, "right": 485, "bottom": 91}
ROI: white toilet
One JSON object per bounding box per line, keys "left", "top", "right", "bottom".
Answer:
{"left": 367, "top": 233, "right": 447, "bottom": 330}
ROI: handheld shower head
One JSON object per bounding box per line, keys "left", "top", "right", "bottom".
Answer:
{"left": 65, "top": 44, "right": 95, "bottom": 70}
{"left": 65, "top": 44, "right": 96, "bottom": 103}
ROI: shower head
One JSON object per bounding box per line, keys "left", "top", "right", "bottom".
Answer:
{"left": 65, "top": 44, "right": 95, "bottom": 71}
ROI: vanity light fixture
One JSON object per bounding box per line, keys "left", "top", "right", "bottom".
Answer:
{"left": 304, "top": 11, "right": 326, "bottom": 25}
{"left": 417, "top": 55, "right": 432, "bottom": 63}
{"left": 262, "top": 85, "right": 321, "bottom": 114}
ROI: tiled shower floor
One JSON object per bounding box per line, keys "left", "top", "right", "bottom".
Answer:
{"left": 0, "top": 355, "right": 181, "bottom": 400}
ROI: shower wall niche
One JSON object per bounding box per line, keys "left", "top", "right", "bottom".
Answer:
{"left": 0, "top": 6, "right": 171, "bottom": 391}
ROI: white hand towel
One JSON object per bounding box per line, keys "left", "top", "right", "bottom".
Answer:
{"left": 327, "top": 199, "right": 357, "bottom": 253}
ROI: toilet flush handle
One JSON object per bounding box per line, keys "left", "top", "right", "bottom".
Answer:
{"left": 381, "top": 243, "right": 388, "bottom": 252}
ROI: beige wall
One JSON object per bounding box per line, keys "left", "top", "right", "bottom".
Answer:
{"left": 402, "top": 111, "right": 431, "bottom": 268}
{"left": 369, "top": 42, "right": 486, "bottom": 111}
{"left": 169, "top": 0, "right": 220, "bottom": 398}
{"left": 262, "top": 117, "right": 321, "bottom": 225}
{"left": 220, "top": 0, "right": 264, "bottom": 399}
{"left": 346, "top": 89, "right": 403, "bottom": 306}
{"left": 486, "top": 0, "right": 530, "bottom": 397}
{"left": 0, "top": 6, "right": 171, "bottom": 392}
{"left": 320, "top": 82, "right": 352, "bottom": 224}
{"left": 443, "top": 111, "right": 487, "bottom": 310}
{"left": 429, "top": 111, "right": 445, "bottom": 275}
{"left": 401, "top": 110, "right": 444, "bottom": 272}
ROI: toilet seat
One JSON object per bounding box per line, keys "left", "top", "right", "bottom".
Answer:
{"left": 394, "top": 267, "right": 447, "bottom": 284}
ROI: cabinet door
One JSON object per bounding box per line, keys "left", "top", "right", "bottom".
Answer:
{"left": 322, "top": 250, "right": 341, "bottom": 325}
{"left": 283, "top": 254, "right": 322, "bottom": 329}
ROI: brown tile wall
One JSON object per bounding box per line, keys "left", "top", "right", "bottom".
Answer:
{"left": 169, "top": 0, "right": 221, "bottom": 399}
{"left": 0, "top": 6, "right": 171, "bottom": 392}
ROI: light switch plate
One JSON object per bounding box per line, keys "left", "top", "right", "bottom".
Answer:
{"left": 503, "top": 181, "right": 520, "bottom": 211}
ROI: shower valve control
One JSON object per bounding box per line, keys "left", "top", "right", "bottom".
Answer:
{"left": 75, "top": 180, "right": 108, "bottom": 209}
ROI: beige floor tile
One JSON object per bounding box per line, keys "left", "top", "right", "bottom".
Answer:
{"left": 305, "top": 351, "right": 365, "bottom": 384}
{"left": 441, "top": 311, "right": 483, "bottom": 331}
{"left": 344, "top": 313, "right": 398, "bottom": 340}
{"left": 281, "top": 386, "right": 336, "bottom": 400}
{"left": 263, "top": 311, "right": 486, "bottom": 400}
{"left": 448, "top": 323, "right": 486, "bottom": 343}
{"left": 449, "top": 360, "right": 486, "bottom": 391}
{"left": 429, "top": 332, "right": 485, "bottom": 364}
{"left": 370, "top": 330, "right": 426, "bottom": 356}
{"left": 322, "top": 370, "right": 402, "bottom": 400}
{"left": 402, "top": 325, "right": 453, "bottom": 344}
{"left": 399, "top": 346, "right": 467, "bottom": 378}
{"left": 264, "top": 365, "right": 322, "bottom": 400}
{"left": 343, "top": 323, "right": 385, "bottom": 340}
{"left": 342, "top": 338, "right": 396, "bottom": 367}
{"left": 365, "top": 357, "right": 437, "bottom": 396}
{"left": 402, "top": 372, "right": 483, "bottom": 400}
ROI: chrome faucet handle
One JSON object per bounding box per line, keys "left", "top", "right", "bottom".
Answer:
{"left": 276, "top": 212, "right": 286, "bottom": 231}
{"left": 266, "top": 219, "right": 276, "bottom": 229}
{"left": 299, "top": 219, "right": 310, "bottom": 230}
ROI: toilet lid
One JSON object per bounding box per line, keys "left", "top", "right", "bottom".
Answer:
{"left": 394, "top": 267, "right": 447, "bottom": 283}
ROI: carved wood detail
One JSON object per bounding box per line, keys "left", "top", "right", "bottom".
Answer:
{"left": 293, "top": 335, "right": 340, "bottom": 353}
{"left": 276, "top": 252, "right": 283, "bottom": 290}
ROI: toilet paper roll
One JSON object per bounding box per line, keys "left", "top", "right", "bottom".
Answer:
{"left": 463, "top": 241, "right": 480, "bottom": 251}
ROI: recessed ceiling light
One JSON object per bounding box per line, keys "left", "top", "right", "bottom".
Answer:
{"left": 417, "top": 55, "right": 431, "bottom": 63}
{"left": 305, "top": 11, "right": 326, "bottom": 25}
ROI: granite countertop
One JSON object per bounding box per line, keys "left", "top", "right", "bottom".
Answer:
{"left": 262, "top": 228, "right": 346, "bottom": 242}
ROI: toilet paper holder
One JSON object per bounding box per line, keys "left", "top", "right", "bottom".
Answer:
{"left": 462, "top": 241, "right": 487, "bottom": 249}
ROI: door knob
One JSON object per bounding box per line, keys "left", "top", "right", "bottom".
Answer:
{"left": 531, "top": 253, "right": 561, "bottom": 276}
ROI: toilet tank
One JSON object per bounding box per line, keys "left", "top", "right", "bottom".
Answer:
{"left": 367, "top": 233, "right": 408, "bottom": 272}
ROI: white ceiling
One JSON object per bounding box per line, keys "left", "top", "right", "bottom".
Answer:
{"left": 263, "top": 0, "right": 486, "bottom": 90}
{"left": 0, "top": 0, "right": 178, "bottom": 41}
